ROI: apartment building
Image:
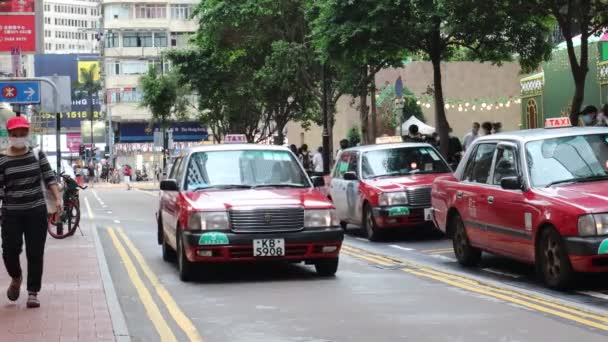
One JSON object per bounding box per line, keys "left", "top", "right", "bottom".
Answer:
{"left": 43, "top": 0, "right": 101, "bottom": 53}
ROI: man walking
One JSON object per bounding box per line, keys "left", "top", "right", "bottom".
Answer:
{"left": 463, "top": 122, "right": 480, "bottom": 151}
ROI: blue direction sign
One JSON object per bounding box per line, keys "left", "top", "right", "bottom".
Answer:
{"left": 0, "top": 81, "right": 41, "bottom": 104}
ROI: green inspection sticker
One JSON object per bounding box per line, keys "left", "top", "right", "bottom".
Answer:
{"left": 198, "top": 232, "right": 229, "bottom": 246}
{"left": 598, "top": 239, "right": 608, "bottom": 254}
{"left": 388, "top": 207, "right": 410, "bottom": 216}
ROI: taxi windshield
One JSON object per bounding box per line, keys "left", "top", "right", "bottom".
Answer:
{"left": 184, "top": 149, "right": 310, "bottom": 190}
{"left": 361, "top": 146, "right": 450, "bottom": 179}
{"left": 526, "top": 134, "right": 608, "bottom": 187}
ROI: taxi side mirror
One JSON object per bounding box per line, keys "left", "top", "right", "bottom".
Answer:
{"left": 500, "top": 176, "right": 522, "bottom": 190}
{"left": 160, "top": 179, "right": 179, "bottom": 191}
{"left": 343, "top": 172, "right": 358, "bottom": 181}
{"left": 311, "top": 176, "right": 325, "bottom": 187}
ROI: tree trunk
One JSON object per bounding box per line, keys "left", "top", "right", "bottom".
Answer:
{"left": 565, "top": 33, "right": 589, "bottom": 125}
{"left": 359, "top": 66, "right": 369, "bottom": 145}
{"left": 370, "top": 73, "right": 378, "bottom": 143}
{"left": 431, "top": 56, "right": 449, "bottom": 158}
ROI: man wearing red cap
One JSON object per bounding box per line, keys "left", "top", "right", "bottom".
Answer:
{"left": 0, "top": 116, "right": 62, "bottom": 308}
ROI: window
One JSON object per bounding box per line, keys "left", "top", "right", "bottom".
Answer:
{"left": 170, "top": 32, "right": 189, "bottom": 47}
{"left": 170, "top": 4, "right": 192, "bottom": 20}
{"left": 463, "top": 143, "right": 497, "bottom": 184}
{"left": 184, "top": 150, "right": 309, "bottom": 190}
{"left": 169, "top": 157, "right": 182, "bottom": 179}
{"left": 347, "top": 153, "right": 359, "bottom": 176}
{"left": 154, "top": 32, "right": 167, "bottom": 47}
{"left": 333, "top": 153, "right": 351, "bottom": 178}
{"left": 140, "top": 32, "right": 153, "bottom": 47}
{"left": 121, "top": 61, "right": 148, "bottom": 75}
{"left": 106, "top": 32, "right": 118, "bottom": 48}
{"left": 492, "top": 146, "right": 519, "bottom": 185}
{"left": 526, "top": 134, "right": 608, "bottom": 187}
{"left": 135, "top": 4, "right": 167, "bottom": 19}
{"left": 122, "top": 32, "right": 139, "bottom": 47}
{"left": 361, "top": 146, "right": 450, "bottom": 179}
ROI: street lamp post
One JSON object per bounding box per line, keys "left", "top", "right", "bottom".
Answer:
{"left": 321, "top": 63, "right": 331, "bottom": 175}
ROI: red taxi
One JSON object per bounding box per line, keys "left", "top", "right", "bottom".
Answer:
{"left": 432, "top": 119, "right": 608, "bottom": 288}
{"left": 329, "top": 138, "right": 452, "bottom": 240}
{"left": 156, "top": 141, "right": 343, "bottom": 281}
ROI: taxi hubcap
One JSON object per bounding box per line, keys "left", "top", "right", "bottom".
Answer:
{"left": 544, "top": 237, "right": 561, "bottom": 278}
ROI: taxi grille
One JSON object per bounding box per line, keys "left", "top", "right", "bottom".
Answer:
{"left": 406, "top": 187, "right": 432, "bottom": 207}
{"left": 230, "top": 207, "right": 304, "bottom": 233}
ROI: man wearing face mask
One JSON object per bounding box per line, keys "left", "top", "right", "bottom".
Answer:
{"left": 577, "top": 105, "right": 598, "bottom": 126}
{"left": 0, "top": 116, "right": 62, "bottom": 308}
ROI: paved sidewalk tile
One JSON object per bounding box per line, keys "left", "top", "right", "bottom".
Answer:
{"left": 0, "top": 223, "right": 116, "bottom": 341}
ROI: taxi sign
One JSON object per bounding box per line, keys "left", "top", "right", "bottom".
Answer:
{"left": 545, "top": 117, "right": 571, "bottom": 128}
{"left": 375, "top": 136, "right": 403, "bottom": 144}
{"left": 224, "top": 134, "right": 247, "bottom": 143}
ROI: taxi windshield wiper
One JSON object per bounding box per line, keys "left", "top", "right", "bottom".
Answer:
{"left": 191, "top": 184, "right": 252, "bottom": 191}
{"left": 252, "top": 183, "right": 307, "bottom": 189}
{"left": 370, "top": 171, "right": 410, "bottom": 179}
{"left": 545, "top": 175, "right": 608, "bottom": 187}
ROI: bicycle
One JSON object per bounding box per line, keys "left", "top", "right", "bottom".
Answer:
{"left": 48, "top": 172, "right": 87, "bottom": 239}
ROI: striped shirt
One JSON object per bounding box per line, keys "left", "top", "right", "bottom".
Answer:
{"left": 0, "top": 149, "right": 57, "bottom": 212}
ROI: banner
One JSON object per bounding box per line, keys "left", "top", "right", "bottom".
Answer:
{"left": 0, "top": 15, "right": 36, "bottom": 52}
{"left": 0, "top": 0, "right": 35, "bottom": 12}
{"left": 34, "top": 54, "right": 101, "bottom": 129}
{"left": 119, "top": 122, "right": 208, "bottom": 142}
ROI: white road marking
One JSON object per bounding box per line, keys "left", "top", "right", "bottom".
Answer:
{"left": 430, "top": 254, "right": 457, "bottom": 262}
{"left": 355, "top": 237, "right": 369, "bottom": 242}
{"left": 84, "top": 197, "right": 94, "bottom": 219}
{"left": 578, "top": 291, "right": 608, "bottom": 300}
{"left": 92, "top": 190, "right": 105, "bottom": 206}
{"left": 114, "top": 220, "right": 120, "bottom": 224}
{"left": 482, "top": 268, "right": 521, "bottom": 279}
{"left": 135, "top": 188, "right": 158, "bottom": 197}
{"left": 390, "top": 245, "right": 414, "bottom": 251}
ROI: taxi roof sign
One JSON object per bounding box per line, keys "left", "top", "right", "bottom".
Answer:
{"left": 545, "top": 117, "right": 571, "bottom": 128}
{"left": 375, "top": 136, "right": 403, "bottom": 144}
{"left": 224, "top": 134, "right": 247, "bottom": 143}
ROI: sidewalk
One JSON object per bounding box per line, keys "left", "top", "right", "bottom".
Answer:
{"left": 0, "top": 222, "right": 121, "bottom": 341}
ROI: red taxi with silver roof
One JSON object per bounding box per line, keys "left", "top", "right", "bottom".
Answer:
{"left": 156, "top": 135, "right": 343, "bottom": 281}
{"left": 432, "top": 118, "right": 608, "bottom": 288}
{"left": 329, "top": 136, "right": 452, "bottom": 240}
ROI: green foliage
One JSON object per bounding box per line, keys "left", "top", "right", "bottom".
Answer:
{"left": 346, "top": 126, "right": 361, "bottom": 147}
{"left": 139, "top": 66, "right": 189, "bottom": 128}
{"left": 73, "top": 63, "right": 102, "bottom": 101}
{"left": 377, "top": 85, "right": 425, "bottom": 130}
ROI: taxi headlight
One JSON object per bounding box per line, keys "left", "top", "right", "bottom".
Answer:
{"left": 578, "top": 214, "right": 608, "bottom": 236}
{"left": 305, "top": 209, "right": 338, "bottom": 228}
{"left": 378, "top": 192, "right": 408, "bottom": 206}
{"left": 188, "top": 211, "right": 230, "bottom": 231}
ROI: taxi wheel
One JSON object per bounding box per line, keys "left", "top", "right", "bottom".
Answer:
{"left": 452, "top": 215, "right": 481, "bottom": 267}
{"left": 362, "top": 205, "right": 380, "bottom": 241}
{"left": 539, "top": 228, "right": 574, "bottom": 289}
{"left": 315, "top": 258, "right": 339, "bottom": 277}
{"left": 177, "top": 232, "right": 194, "bottom": 282}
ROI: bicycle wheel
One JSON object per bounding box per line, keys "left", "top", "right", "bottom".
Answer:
{"left": 48, "top": 202, "right": 80, "bottom": 239}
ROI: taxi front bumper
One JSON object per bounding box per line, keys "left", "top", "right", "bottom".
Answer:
{"left": 565, "top": 236, "right": 608, "bottom": 272}
{"left": 372, "top": 207, "right": 432, "bottom": 228}
{"left": 182, "top": 227, "right": 344, "bottom": 263}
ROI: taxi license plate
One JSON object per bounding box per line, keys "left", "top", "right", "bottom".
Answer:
{"left": 424, "top": 208, "right": 433, "bottom": 221}
{"left": 253, "top": 239, "right": 285, "bottom": 257}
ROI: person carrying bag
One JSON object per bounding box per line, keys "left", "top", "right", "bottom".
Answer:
{"left": 0, "top": 116, "right": 62, "bottom": 308}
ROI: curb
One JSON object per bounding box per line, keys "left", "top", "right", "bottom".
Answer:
{"left": 91, "top": 219, "right": 132, "bottom": 342}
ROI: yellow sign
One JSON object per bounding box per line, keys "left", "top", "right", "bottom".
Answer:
{"left": 375, "top": 136, "right": 403, "bottom": 144}
{"left": 77, "top": 61, "right": 100, "bottom": 83}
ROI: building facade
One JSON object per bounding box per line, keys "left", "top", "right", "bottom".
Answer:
{"left": 101, "top": 0, "right": 204, "bottom": 167}
{"left": 43, "top": 0, "right": 101, "bottom": 53}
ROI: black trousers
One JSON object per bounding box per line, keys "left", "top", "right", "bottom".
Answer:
{"left": 1, "top": 207, "right": 48, "bottom": 293}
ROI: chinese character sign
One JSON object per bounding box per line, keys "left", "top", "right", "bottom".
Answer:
{"left": 0, "top": 0, "right": 35, "bottom": 13}
{"left": 0, "top": 15, "right": 36, "bottom": 52}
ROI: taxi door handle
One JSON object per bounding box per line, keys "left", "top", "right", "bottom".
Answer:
{"left": 487, "top": 196, "right": 494, "bottom": 204}
{"left": 456, "top": 191, "right": 463, "bottom": 199}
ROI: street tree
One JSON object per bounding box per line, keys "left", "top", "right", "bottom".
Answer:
{"left": 74, "top": 63, "right": 102, "bottom": 149}
{"left": 311, "top": 0, "right": 407, "bottom": 144}
{"left": 395, "top": 0, "right": 553, "bottom": 155}
{"left": 533, "top": 0, "right": 608, "bottom": 123}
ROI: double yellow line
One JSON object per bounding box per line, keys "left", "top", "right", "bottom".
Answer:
{"left": 107, "top": 227, "right": 203, "bottom": 342}
{"left": 342, "top": 244, "right": 608, "bottom": 331}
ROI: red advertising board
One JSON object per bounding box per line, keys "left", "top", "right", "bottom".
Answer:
{"left": 0, "top": 15, "right": 36, "bottom": 52}
{"left": 67, "top": 133, "right": 82, "bottom": 152}
{"left": 0, "top": 0, "right": 35, "bottom": 13}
